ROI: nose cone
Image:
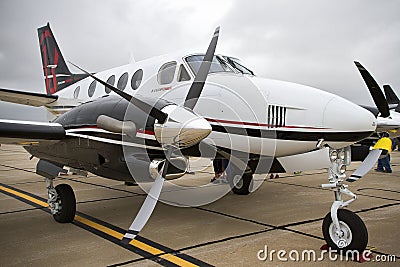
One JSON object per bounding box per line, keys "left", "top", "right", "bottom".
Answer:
{"left": 323, "top": 97, "right": 376, "bottom": 141}
{"left": 179, "top": 116, "right": 212, "bottom": 147}
{"left": 154, "top": 105, "right": 212, "bottom": 148}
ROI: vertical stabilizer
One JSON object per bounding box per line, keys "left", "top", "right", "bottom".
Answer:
{"left": 38, "top": 23, "right": 88, "bottom": 95}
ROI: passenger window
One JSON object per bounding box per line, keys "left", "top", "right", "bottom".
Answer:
{"left": 178, "top": 64, "right": 191, "bottom": 82}
{"left": 157, "top": 62, "right": 177, "bottom": 85}
{"left": 117, "top": 72, "right": 129, "bottom": 91}
{"left": 131, "top": 69, "right": 143, "bottom": 90}
{"left": 73, "top": 86, "right": 80, "bottom": 99}
{"left": 105, "top": 75, "right": 115, "bottom": 94}
{"left": 88, "top": 80, "right": 96, "bottom": 97}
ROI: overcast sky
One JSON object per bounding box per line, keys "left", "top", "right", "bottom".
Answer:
{"left": 0, "top": 0, "right": 399, "bottom": 120}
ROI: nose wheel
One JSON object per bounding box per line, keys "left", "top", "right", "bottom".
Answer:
{"left": 322, "top": 209, "right": 368, "bottom": 251}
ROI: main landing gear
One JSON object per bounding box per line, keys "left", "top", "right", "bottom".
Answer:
{"left": 46, "top": 178, "right": 76, "bottom": 223}
{"left": 321, "top": 148, "right": 368, "bottom": 252}
{"left": 36, "top": 160, "right": 76, "bottom": 223}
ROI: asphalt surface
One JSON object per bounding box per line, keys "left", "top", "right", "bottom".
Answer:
{"left": 0, "top": 145, "right": 399, "bottom": 266}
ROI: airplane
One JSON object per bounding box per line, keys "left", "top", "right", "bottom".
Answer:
{"left": 0, "top": 23, "right": 391, "bottom": 253}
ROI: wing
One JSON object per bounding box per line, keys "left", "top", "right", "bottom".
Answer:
{"left": 0, "top": 119, "right": 65, "bottom": 145}
{"left": 0, "top": 88, "right": 82, "bottom": 115}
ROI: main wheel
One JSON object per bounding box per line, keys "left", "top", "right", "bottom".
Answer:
{"left": 322, "top": 209, "right": 368, "bottom": 252}
{"left": 53, "top": 184, "right": 76, "bottom": 223}
{"left": 230, "top": 172, "right": 253, "bottom": 195}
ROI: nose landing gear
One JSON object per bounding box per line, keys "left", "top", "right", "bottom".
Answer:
{"left": 321, "top": 147, "right": 368, "bottom": 252}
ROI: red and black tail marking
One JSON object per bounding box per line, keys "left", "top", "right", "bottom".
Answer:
{"left": 38, "top": 23, "right": 88, "bottom": 95}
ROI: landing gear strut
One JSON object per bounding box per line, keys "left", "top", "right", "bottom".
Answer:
{"left": 321, "top": 147, "right": 368, "bottom": 252}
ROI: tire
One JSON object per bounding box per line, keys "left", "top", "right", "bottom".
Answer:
{"left": 230, "top": 172, "right": 253, "bottom": 195}
{"left": 322, "top": 209, "right": 368, "bottom": 252}
{"left": 53, "top": 184, "right": 76, "bottom": 223}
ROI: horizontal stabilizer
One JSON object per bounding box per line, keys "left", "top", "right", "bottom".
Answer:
{"left": 0, "top": 119, "right": 65, "bottom": 145}
{"left": 0, "top": 88, "right": 82, "bottom": 115}
{"left": 0, "top": 88, "right": 57, "bottom": 106}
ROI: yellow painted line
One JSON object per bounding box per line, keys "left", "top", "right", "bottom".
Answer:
{"left": 0, "top": 185, "right": 200, "bottom": 267}
{"left": 75, "top": 215, "right": 198, "bottom": 266}
{"left": 74, "top": 215, "right": 124, "bottom": 240}
{"left": 0, "top": 185, "right": 49, "bottom": 208}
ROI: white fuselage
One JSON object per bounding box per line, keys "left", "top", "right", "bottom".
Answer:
{"left": 56, "top": 53, "right": 377, "bottom": 157}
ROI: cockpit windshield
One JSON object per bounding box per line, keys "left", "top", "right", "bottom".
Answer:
{"left": 185, "top": 55, "right": 233, "bottom": 75}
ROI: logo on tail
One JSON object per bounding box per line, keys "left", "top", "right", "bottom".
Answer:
{"left": 38, "top": 23, "right": 88, "bottom": 95}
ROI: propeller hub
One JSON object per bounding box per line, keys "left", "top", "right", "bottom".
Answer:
{"left": 154, "top": 105, "right": 212, "bottom": 148}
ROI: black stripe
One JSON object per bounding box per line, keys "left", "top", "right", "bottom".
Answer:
{"left": 351, "top": 175, "right": 362, "bottom": 178}
{"left": 211, "top": 124, "right": 373, "bottom": 142}
{"left": 48, "top": 105, "right": 77, "bottom": 109}
{"left": 127, "top": 229, "right": 139, "bottom": 235}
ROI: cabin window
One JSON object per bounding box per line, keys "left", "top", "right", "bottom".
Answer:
{"left": 131, "top": 69, "right": 143, "bottom": 90}
{"left": 178, "top": 64, "right": 191, "bottom": 82}
{"left": 88, "top": 80, "right": 97, "bottom": 97}
{"left": 105, "top": 75, "right": 115, "bottom": 94}
{"left": 117, "top": 72, "right": 129, "bottom": 91}
{"left": 73, "top": 86, "right": 80, "bottom": 99}
{"left": 157, "top": 62, "right": 177, "bottom": 85}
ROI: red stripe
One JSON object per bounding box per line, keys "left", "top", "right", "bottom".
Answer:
{"left": 205, "top": 118, "right": 329, "bottom": 130}
{"left": 137, "top": 129, "right": 155, "bottom": 135}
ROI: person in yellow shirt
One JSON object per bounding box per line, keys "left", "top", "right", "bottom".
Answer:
{"left": 375, "top": 133, "right": 393, "bottom": 173}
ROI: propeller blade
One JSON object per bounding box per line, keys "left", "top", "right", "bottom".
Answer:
{"left": 347, "top": 149, "right": 382, "bottom": 182}
{"left": 122, "top": 158, "right": 168, "bottom": 242}
{"left": 354, "top": 61, "right": 390, "bottom": 118}
{"left": 69, "top": 62, "right": 168, "bottom": 123}
{"left": 383, "top": 85, "right": 399, "bottom": 105}
{"left": 184, "top": 27, "right": 220, "bottom": 110}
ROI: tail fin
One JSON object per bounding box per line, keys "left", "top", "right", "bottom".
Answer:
{"left": 383, "top": 85, "right": 399, "bottom": 105}
{"left": 38, "top": 23, "right": 88, "bottom": 95}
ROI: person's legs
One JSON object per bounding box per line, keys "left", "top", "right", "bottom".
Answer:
{"left": 381, "top": 155, "right": 392, "bottom": 173}
{"left": 376, "top": 159, "right": 384, "bottom": 171}
{"left": 212, "top": 159, "right": 222, "bottom": 182}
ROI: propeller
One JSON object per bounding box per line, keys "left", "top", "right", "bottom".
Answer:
{"left": 184, "top": 27, "right": 220, "bottom": 110}
{"left": 122, "top": 148, "right": 172, "bottom": 242}
{"left": 347, "top": 136, "right": 392, "bottom": 182}
{"left": 71, "top": 27, "right": 220, "bottom": 242}
{"left": 383, "top": 85, "right": 399, "bottom": 106}
{"left": 354, "top": 61, "right": 390, "bottom": 118}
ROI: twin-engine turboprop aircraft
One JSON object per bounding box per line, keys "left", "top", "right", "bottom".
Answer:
{"left": 0, "top": 23, "right": 390, "bottom": 252}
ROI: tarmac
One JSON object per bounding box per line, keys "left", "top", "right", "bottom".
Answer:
{"left": 0, "top": 144, "right": 399, "bottom": 266}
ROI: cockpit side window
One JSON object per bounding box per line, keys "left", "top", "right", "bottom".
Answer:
{"left": 222, "top": 56, "right": 254, "bottom": 75}
{"left": 157, "top": 61, "right": 177, "bottom": 85}
{"left": 185, "top": 55, "right": 233, "bottom": 76}
{"left": 178, "top": 64, "right": 191, "bottom": 82}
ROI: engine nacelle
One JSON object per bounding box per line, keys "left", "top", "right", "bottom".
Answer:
{"left": 149, "top": 157, "right": 188, "bottom": 180}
